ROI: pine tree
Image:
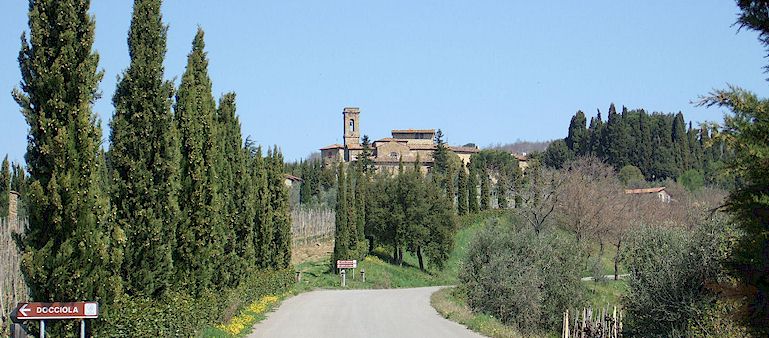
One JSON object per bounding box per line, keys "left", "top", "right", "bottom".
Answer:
{"left": 108, "top": 0, "right": 179, "bottom": 297}
{"left": 174, "top": 28, "right": 224, "bottom": 293}
{"left": 332, "top": 161, "right": 350, "bottom": 270}
{"left": 0, "top": 156, "right": 9, "bottom": 218}
{"left": 13, "top": 0, "right": 123, "bottom": 310}
{"left": 269, "top": 147, "right": 292, "bottom": 269}
{"left": 457, "top": 164, "right": 469, "bottom": 215}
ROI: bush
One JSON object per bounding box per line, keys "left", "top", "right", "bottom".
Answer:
{"left": 97, "top": 269, "right": 292, "bottom": 337}
{"left": 459, "top": 217, "right": 586, "bottom": 333}
{"left": 622, "top": 218, "right": 739, "bottom": 336}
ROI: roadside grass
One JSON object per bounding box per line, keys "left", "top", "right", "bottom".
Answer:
{"left": 432, "top": 286, "right": 540, "bottom": 338}
{"left": 202, "top": 293, "right": 288, "bottom": 338}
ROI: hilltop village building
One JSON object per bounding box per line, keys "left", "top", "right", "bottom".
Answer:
{"left": 320, "top": 107, "right": 479, "bottom": 172}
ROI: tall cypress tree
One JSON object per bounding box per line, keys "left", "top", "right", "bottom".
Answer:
{"left": 457, "top": 164, "right": 469, "bottom": 215}
{"left": 566, "top": 111, "right": 588, "bottom": 156}
{"left": 672, "top": 112, "right": 691, "bottom": 175}
{"left": 174, "top": 28, "right": 224, "bottom": 293}
{"left": 269, "top": 147, "right": 292, "bottom": 269}
{"left": 480, "top": 168, "right": 490, "bottom": 210}
{"left": 14, "top": 0, "right": 123, "bottom": 311}
{"left": 0, "top": 156, "right": 9, "bottom": 218}
{"left": 468, "top": 164, "right": 479, "bottom": 213}
{"left": 109, "top": 0, "right": 179, "bottom": 297}
{"left": 332, "top": 161, "right": 350, "bottom": 270}
{"left": 251, "top": 146, "right": 273, "bottom": 269}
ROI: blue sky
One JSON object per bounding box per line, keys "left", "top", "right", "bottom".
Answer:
{"left": 1, "top": 1, "right": 768, "bottom": 163}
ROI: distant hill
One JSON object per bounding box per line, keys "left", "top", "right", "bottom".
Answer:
{"left": 485, "top": 140, "right": 553, "bottom": 154}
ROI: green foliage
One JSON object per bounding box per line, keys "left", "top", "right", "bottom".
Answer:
{"left": 365, "top": 168, "right": 457, "bottom": 270}
{"left": 560, "top": 105, "right": 723, "bottom": 181}
{"left": 678, "top": 168, "right": 705, "bottom": 192}
{"left": 542, "top": 139, "right": 574, "bottom": 169}
{"left": 174, "top": 28, "right": 225, "bottom": 293}
{"left": 622, "top": 219, "right": 738, "bottom": 336}
{"left": 99, "top": 269, "right": 293, "bottom": 337}
{"left": 332, "top": 162, "right": 351, "bottom": 267}
{"left": 699, "top": 84, "right": 769, "bottom": 333}
{"left": 467, "top": 165, "right": 479, "bottom": 213}
{"left": 460, "top": 217, "right": 586, "bottom": 333}
{"left": 14, "top": 0, "right": 124, "bottom": 323}
{"left": 618, "top": 165, "right": 644, "bottom": 186}
{"left": 268, "top": 148, "right": 292, "bottom": 269}
{"left": 479, "top": 169, "right": 490, "bottom": 210}
{"left": 457, "top": 165, "right": 469, "bottom": 215}
{"left": 109, "top": 0, "right": 179, "bottom": 297}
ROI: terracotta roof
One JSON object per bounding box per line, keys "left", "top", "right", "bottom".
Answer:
{"left": 320, "top": 144, "right": 343, "bottom": 150}
{"left": 284, "top": 174, "right": 304, "bottom": 182}
{"left": 624, "top": 187, "right": 666, "bottom": 194}
{"left": 346, "top": 144, "right": 364, "bottom": 150}
{"left": 391, "top": 129, "right": 435, "bottom": 134}
{"left": 450, "top": 146, "right": 480, "bottom": 153}
{"left": 374, "top": 138, "right": 408, "bottom": 143}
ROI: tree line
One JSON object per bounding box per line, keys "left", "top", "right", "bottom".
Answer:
{"left": 9, "top": 0, "right": 291, "bottom": 333}
{"left": 543, "top": 105, "right": 731, "bottom": 186}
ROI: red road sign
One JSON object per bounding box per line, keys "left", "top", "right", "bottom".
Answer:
{"left": 336, "top": 260, "right": 357, "bottom": 269}
{"left": 15, "top": 302, "right": 98, "bottom": 320}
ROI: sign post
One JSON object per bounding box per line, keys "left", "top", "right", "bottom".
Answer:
{"left": 336, "top": 260, "right": 357, "bottom": 287}
{"left": 13, "top": 302, "right": 98, "bottom": 338}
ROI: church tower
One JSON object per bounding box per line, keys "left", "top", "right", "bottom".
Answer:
{"left": 343, "top": 107, "right": 360, "bottom": 147}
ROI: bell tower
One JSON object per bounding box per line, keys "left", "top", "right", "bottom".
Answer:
{"left": 343, "top": 107, "right": 360, "bottom": 147}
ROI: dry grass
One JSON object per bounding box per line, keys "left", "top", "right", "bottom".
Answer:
{"left": 431, "top": 287, "right": 530, "bottom": 338}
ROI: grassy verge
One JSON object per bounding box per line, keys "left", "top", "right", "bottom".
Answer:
{"left": 431, "top": 287, "right": 528, "bottom": 338}
{"left": 583, "top": 279, "right": 628, "bottom": 309}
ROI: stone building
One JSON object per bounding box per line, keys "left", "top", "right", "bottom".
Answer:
{"left": 320, "top": 107, "right": 479, "bottom": 172}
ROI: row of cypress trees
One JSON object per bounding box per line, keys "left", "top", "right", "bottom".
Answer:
{"left": 545, "top": 105, "right": 731, "bottom": 184}
{"left": 13, "top": 0, "right": 291, "bottom": 318}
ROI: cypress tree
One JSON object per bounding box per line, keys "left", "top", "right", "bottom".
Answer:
{"left": 566, "top": 111, "right": 588, "bottom": 156}
{"left": 346, "top": 165, "right": 358, "bottom": 257}
{"left": 332, "top": 161, "right": 350, "bottom": 270}
{"left": 11, "top": 163, "right": 26, "bottom": 196}
{"left": 109, "top": 0, "right": 179, "bottom": 297}
{"left": 445, "top": 159, "right": 456, "bottom": 211}
{"left": 251, "top": 146, "right": 274, "bottom": 269}
{"left": 672, "top": 112, "right": 690, "bottom": 175}
{"left": 355, "top": 168, "right": 367, "bottom": 254}
{"left": 269, "top": 147, "right": 292, "bottom": 269}
{"left": 13, "top": 0, "right": 124, "bottom": 312}
{"left": 174, "top": 28, "right": 224, "bottom": 293}
{"left": 496, "top": 174, "right": 508, "bottom": 209}
{"left": 216, "top": 92, "right": 253, "bottom": 283}
{"left": 480, "top": 168, "right": 490, "bottom": 210}
{"left": 0, "top": 156, "right": 9, "bottom": 218}
{"left": 457, "top": 164, "right": 469, "bottom": 215}
{"left": 468, "top": 164, "right": 479, "bottom": 213}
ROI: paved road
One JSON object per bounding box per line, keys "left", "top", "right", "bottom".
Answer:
{"left": 248, "top": 286, "right": 485, "bottom": 338}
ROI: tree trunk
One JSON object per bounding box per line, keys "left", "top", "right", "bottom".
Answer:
{"left": 393, "top": 245, "right": 398, "bottom": 264}
{"left": 398, "top": 247, "right": 404, "bottom": 266}
{"left": 417, "top": 246, "right": 425, "bottom": 271}
{"left": 613, "top": 240, "right": 622, "bottom": 280}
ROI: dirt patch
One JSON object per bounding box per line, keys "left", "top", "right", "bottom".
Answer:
{"left": 291, "top": 239, "right": 334, "bottom": 265}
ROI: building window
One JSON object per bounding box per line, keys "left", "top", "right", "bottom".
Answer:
{"left": 389, "top": 152, "right": 398, "bottom": 158}
{"left": 349, "top": 119, "right": 355, "bottom": 132}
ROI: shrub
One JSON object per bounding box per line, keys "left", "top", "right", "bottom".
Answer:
{"left": 459, "top": 217, "right": 585, "bottom": 333}
{"left": 97, "top": 269, "right": 292, "bottom": 337}
{"left": 622, "top": 218, "right": 739, "bottom": 336}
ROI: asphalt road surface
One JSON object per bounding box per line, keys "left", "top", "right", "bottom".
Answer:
{"left": 247, "top": 286, "right": 485, "bottom": 338}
